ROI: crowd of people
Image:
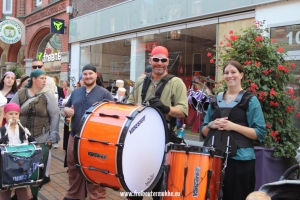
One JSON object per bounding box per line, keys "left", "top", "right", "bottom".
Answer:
{"left": 0, "top": 46, "right": 299, "bottom": 200}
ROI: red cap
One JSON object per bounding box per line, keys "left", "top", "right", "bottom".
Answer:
{"left": 151, "top": 46, "right": 169, "bottom": 57}
{"left": 4, "top": 102, "right": 20, "bottom": 113}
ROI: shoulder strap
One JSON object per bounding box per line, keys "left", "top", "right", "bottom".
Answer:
{"left": 155, "top": 74, "right": 175, "bottom": 99}
{"left": 141, "top": 74, "right": 152, "bottom": 102}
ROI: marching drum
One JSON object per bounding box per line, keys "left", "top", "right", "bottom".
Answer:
{"left": 162, "top": 144, "right": 223, "bottom": 200}
{"left": 74, "top": 101, "right": 168, "bottom": 192}
{"left": 0, "top": 143, "right": 44, "bottom": 190}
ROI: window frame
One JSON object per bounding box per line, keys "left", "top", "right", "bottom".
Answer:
{"left": 3, "top": 0, "right": 13, "bottom": 14}
{"left": 36, "top": 0, "right": 42, "bottom": 7}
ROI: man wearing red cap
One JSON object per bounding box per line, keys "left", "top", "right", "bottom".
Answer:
{"left": 127, "top": 46, "right": 188, "bottom": 199}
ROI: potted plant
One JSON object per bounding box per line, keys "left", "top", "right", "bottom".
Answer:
{"left": 207, "top": 20, "right": 300, "bottom": 189}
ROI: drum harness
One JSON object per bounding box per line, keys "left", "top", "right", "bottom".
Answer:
{"left": 141, "top": 74, "right": 180, "bottom": 144}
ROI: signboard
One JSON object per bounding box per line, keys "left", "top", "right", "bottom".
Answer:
{"left": 0, "top": 20, "right": 22, "bottom": 44}
{"left": 37, "top": 52, "right": 61, "bottom": 62}
{"left": 50, "top": 18, "right": 65, "bottom": 34}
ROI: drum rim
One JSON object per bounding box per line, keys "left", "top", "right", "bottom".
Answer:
{"left": 166, "top": 144, "right": 224, "bottom": 158}
{"left": 116, "top": 106, "right": 169, "bottom": 192}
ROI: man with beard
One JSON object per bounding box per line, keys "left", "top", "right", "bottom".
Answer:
{"left": 127, "top": 46, "right": 188, "bottom": 200}
{"left": 63, "top": 64, "right": 114, "bottom": 200}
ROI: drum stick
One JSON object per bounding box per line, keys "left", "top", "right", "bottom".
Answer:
{"left": 6, "top": 119, "right": 12, "bottom": 135}
{"left": 16, "top": 119, "right": 26, "bottom": 132}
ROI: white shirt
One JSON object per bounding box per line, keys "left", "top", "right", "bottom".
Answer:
{"left": 0, "top": 92, "right": 7, "bottom": 106}
{"left": 7, "top": 124, "right": 22, "bottom": 145}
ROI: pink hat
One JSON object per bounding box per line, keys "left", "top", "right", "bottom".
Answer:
{"left": 4, "top": 102, "right": 20, "bottom": 113}
{"left": 151, "top": 46, "right": 169, "bottom": 57}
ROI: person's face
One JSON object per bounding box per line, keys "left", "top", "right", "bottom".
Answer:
{"left": 32, "top": 60, "right": 45, "bottom": 71}
{"left": 149, "top": 53, "right": 169, "bottom": 76}
{"left": 33, "top": 74, "right": 47, "bottom": 90}
{"left": 223, "top": 64, "right": 243, "bottom": 88}
{"left": 82, "top": 70, "right": 97, "bottom": 86}
{"left": 61, "top": 81, "right": 67, "bottom": 88}
{"left": 4, "top": 110, "right": 19, "bottom": 125}
{"left": 3, "top": 74, "right": 15, "bottom": 87}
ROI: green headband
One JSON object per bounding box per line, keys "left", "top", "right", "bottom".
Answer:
{"left": 26, "top": 69, "right": 46, "bottom": 88}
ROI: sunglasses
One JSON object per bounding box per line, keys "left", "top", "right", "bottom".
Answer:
{"left": 32, "top": 65, "right": 43, "bottom": 69}
{"left": 151, "top": 57, "right": 168, "bottom": 63}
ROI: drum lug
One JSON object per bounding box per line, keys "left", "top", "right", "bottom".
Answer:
{"left": 115, "top": 174, "right": 123, "bottom": 179}
{"left": 115, "top": 143, "right": 123, "bottom": 148}
{"left": 126, "top": 115, "right": 134, "bottom": 120}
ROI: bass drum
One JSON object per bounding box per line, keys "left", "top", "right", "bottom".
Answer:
{"left": 74, "top": 102, "right": 168, "bottom": 192}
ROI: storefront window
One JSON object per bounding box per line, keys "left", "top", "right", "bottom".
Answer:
{"left": 270, "top": 24, "right": 300, "bottom": 51}
{"left": 80, "top": 24, "right": 216, "bottom": 141}
{"left": 37, "top": 33, "right": 62, "bottom": 78}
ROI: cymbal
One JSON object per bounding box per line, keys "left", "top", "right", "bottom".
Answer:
{"left": 124, "top": 79, "right": 135, "bottom": 87}
{"left": 197, "top": 76, "right": 217, "bottom": 84}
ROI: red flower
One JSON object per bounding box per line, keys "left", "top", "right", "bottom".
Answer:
{"left": 270, "top": 101, "right": 278, "bottom": 107}
{"left": 255, "top": 36, "right": 262, "bottom": 42}
{"left": 244, "top": 60, "right": 251, "bottom": 66}
{"left": 272, "top": 39, "right": 277, "bottom": 43}
{"left": 250, "top": 83, "right": 258, "bottom": 89}
{"left": 275, "top": 73, "right": 279, "bottom": 77}
{"left": 220, "top": 41, "right": 223, "bottom": 45}
{"left": 296, "top": 112, "right": 300, "bottom": 118}
{"left": 290, "top": 62, "right": 296, "bottom": 68}
{"left": 277, "top": 64, "right": 289, "bottom": 73}
{"left": 255, "top": 61, "right": 261, "bottom": 67}
{"left": 230, "top": 34, "right": 238, "bottom": 41}
{"left": 258, "top": 91, "right": 267, "bottom": 101}
{"left": 229, "top": 30, "right": 233, "bottom": 35}
{"left": 210, "top": 59, "right": 214, "bottom": 63}
{"left": 288, "top": 89, "right": 295, "bottom": 95}
{"left": 286, "top": 106, "right": 296, "bottom": 113}
{"left": 207, "top": 52, "right": 211, "bottom": 57}
{"left": 269, "top": 68, "right": 273, "bottom": 72}
{"left": 226, "top": 43, "right": 231, "bottom": 47}
{"left": 263, "top": 70, "right": 269, "bottom": 75}
{"left": 266, "top": 123, "right": 271, "bottom": 129}
{"left": 277, "top": 47, "right": 284, "bottom": 53}
{"left": 270, "top": 88, "right": 277, "bottom": 96}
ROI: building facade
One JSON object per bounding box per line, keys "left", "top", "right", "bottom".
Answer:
{"left": 0, "top": 0, "right": 71, "bottom": 81}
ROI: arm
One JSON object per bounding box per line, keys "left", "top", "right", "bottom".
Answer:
{"left": 45, "top": 92, "right": 60, "bottom": 143}
{"left": 168, "top": 78, "right": 188, "bottom": 119}
{"left": 210, "top": 96, "right": 266, "bottom": 140}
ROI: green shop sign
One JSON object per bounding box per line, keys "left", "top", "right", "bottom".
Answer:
{"left": 0, "top": 20, "right": 22, "bottom": 44}
{"left": 50, "top": 18, "right": 65, "bottom": 34}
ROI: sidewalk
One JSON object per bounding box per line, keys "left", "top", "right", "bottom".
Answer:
{"left": 38, "top": 122, "right": 150, "bottom": 200}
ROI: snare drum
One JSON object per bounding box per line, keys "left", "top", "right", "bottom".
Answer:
{"left": 74, "top": 102, "right": 168, "bottom": 192}
{"left": 0, "top": 143, "right": 44, "bottom": 190}
{"left": 162, "top": 144, "right": 223, "bottom": 200}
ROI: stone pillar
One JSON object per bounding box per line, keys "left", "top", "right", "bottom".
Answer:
{"left": 60, "top": 51, "right": 70, "bottom": 83}
{"left": 24, "top": 58, "right": 33, "bottom": 75}
{"left": 5, "top": 62, "right": 17, "bottom": 70}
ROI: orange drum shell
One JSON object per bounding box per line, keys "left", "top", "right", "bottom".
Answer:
{"left": 76, "top": 102, "right": 140, "bottom": 190}
{"left": 163, "top": 150, "right": 222, "bottom": 200}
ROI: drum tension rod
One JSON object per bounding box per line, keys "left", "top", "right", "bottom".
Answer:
{"left": 89, "top": 166, "right": 109, "bottom": 174}
{"left": 99, "top": 113, "right": 120, "bottom": 118}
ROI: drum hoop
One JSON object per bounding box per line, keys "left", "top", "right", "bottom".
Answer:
{"left": 116, "top": 106, "right": 169, "bottom": 192}
{"left": 167, "top": 144, "right": 224, "bottom": 158}
{"left": 74, "top": 101, "right": 104, "bottom": 184}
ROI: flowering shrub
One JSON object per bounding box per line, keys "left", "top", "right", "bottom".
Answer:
{"left": 208, "top": 21, "right": 300, "bottom": 162}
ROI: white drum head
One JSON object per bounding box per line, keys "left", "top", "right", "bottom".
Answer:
{"left": 121, "top": 107, "right": 166, "bottom": 192}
